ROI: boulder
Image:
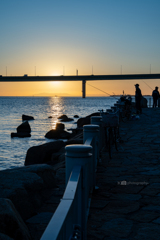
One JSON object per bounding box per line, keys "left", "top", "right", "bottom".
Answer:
{"left": 58, "top": 114, "right": 68, "bottom": 120}
{"left": 58, "top": 114, "right": 74, "bottom": 122}
{"left": 11, "top": 121, "right": 31, "bottom": 138}
{"left": 0, "top": 198, "right": 31, "bottom": 240}
{"left": 74, "top": 115, "right": 79, "bottom": 118}
{"left": 0, "top": 233, "right": 13, "bottom": 240}
{"left": 77, "top": 112, "right": 100, "bottom": 128}
{"left": 17, "top": 121, "right": 31, "bottom": 133}
{"left": 45, "top": 129, "right": 72, "bottom": 139}
{"left": 141, "top": 97, "right": 148, "bottom": 108}
{"left": 22, "top": 115, "right": 34, "bottom": 121}
{"left": 56, "top": 122, "right": 65, "bottom": 131}
{"left": 50, "top": 146, "right": 66, "bottom": 165}
{"left": 11, "top": 133, "right": 31, "bottom": 138}
{"left": 0, "top": 165, "right": 56, "bottom": 221}
{"left": 25, "top": 141, "right": 65, "bottom": 166}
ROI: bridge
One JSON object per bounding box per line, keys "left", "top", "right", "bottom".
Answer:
{"left": 0, "top": 73, "right": 160, "bottom": 98}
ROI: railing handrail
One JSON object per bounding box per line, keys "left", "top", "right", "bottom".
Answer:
{"left": 41, "top": 165, "right": 82, "bottom": 240}
{"left": 84, "top": 136, "right": 94, "bottom": 146}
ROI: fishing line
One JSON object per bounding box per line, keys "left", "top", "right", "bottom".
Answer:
{"left": 142, "top": 80, "right": 153, "bottom": 91}
{"left": 87, "top": 83, "right": 119, "bottom": 99}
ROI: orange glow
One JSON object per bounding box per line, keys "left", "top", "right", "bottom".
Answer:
{"left": 0, "top": 78, "right": 159, "bottom": 97}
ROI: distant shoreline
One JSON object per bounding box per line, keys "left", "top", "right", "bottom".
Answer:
{"left": 0, "top": 95, "right": 152, "bottom": 97}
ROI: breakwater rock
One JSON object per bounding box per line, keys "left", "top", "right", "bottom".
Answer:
{"left": 0, "top": 164, "right": 59, "bottom": 239}
{"left": 11, "top": 121, "right": 31, "bottom": 138}
{"left": 22, "top": 114, "right": 34, "bottom": 121}
{"left": 58, "top": 114, "right": 74, "bottom": 122}
{"left": 45, "top": 129, "right": 72, "bottom": 139}
{"left": 25, "top": 141, "right": 65, "bottom": 166}
{"left": 77, "top": 112, "right": 100, "bottom": 128}
{"left": 74, "top": 115, "right": 79, "bottom": 118}
{"left": 0, "top": 198, "right": 31, "bottom": 240}
{"left": 45, "top": 122, "right": 73, "bottom": 140}
{"left": 17, "top": 121, "right": 31, "bottom": 133}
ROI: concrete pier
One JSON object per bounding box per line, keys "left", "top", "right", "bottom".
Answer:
{"left": 87, "top": 107, "right": 160, "bottom": 239}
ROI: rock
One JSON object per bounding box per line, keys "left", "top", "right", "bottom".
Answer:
{"left": 58, "top": 114, "right": 68, "bottom": 120}
{"left": 141, "top": 97, "right": 148, "bottom": 108}
{"left": 0, "top": 165, "right": 56, "bottom": 221}
{"left": 58, "top": 114, "right": 74, "bottom": 122}
{"left": 11, "top": 121, "right": 31, "bottom": 138}
{"left": 61, "top": 117, "right": 74, "bottom": 122}
{"left": 77, "top": 112, "right": 100, "bottom": 128}
{"left": 48, "top": 116, "right": 52, "bottom": 118}
{"left": 49, "top": 145, "right": 67, "bottom": 166}
{"left": 17, "top": 121, "right": 31, "bottom": 133}
{"left": 56, "top": 122, "right": 65, "bottom": 131}
{"left": 45, "top": 129, "right": 72, "bottom": 139}
{"left": 22, "top": 114, "right": 34, "bottom": 121}
{"left": 0, "top": 233, "right": 13, "bottom": 240}
{"left": 50, "top": 150, "right": 65, "bottom": 164}
{"left": 0, "top": 198, "right": 31, "bottom": 240}
{"left": 74, "top": 115, "right": 79, "bottom": 118}
{"left": 25, "top": 141, "right": 65, "bottom": 166}
{"left": 11, "top": 132, "right": 31, "bottom": 138}
{"left": 26, "top": 212, "right": 53, "bottom": 239}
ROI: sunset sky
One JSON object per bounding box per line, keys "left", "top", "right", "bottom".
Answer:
{"left": 0, "top": 0, "right": 160, "bottom": 96}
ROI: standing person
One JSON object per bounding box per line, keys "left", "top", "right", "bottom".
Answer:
{"left": 152, "top": 86, "right": 159, "bottom": 108}
{"left": 135, "top": 84, "right": 142, "bottom": 114}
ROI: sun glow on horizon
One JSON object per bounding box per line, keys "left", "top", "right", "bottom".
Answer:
{"left": 50, "top": 81, "right": 62, "bottom": 86}
{"left": 51, "top": 72, "right": 61, "bottom": 76}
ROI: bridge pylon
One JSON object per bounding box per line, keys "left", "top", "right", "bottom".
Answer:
{"left": 82, "top": 80, "right": 86, "bottom": 98}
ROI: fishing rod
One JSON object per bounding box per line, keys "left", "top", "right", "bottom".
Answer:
{"left": 87, "top": 82, "right": 119, "bottom": 99}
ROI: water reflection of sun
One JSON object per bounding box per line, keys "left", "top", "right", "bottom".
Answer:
{"left": 48, "top": 97, "right": 62, "bottom": 129}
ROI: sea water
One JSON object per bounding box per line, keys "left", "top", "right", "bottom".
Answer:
{"left": 0, "top": 96, "right": 152, "bottom": 170}
{"left": 0, "top": 96, "right": 119, "bottom": 170}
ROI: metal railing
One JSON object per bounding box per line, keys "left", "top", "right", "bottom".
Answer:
{"left": 41, "top": 117, "right": 103, "bottom": 240}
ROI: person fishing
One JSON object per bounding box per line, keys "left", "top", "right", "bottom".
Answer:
{"left": 135, "top": 84, "right": 142, "bottom": 114}
{"left": 152, "top": 86, "right": 159, "bottom": 108}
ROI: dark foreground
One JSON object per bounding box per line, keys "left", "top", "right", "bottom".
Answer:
{"left": 87, "top": 108, "right": 160, "bottom": 240}
{"left": 1, "top": 107, "right": 160, "bottom": 239}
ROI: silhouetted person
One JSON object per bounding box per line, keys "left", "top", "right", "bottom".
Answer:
{"left": 135, "top": 84, "right": 142, "bottom": 114}
{"left": 152, "top": 86, "right": 159, "bottom": 108}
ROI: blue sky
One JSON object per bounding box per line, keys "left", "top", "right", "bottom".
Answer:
{"left": 0, "top": 0, "right": 160, "bottom": 96}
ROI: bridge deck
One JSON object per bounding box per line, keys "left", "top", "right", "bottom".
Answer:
{"left": 0, "top": 73, "right": 160, "bottom": 81}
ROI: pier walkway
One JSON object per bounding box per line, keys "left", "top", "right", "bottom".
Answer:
{"left": 87, "top": 107, "right": 160, "bottom": 239}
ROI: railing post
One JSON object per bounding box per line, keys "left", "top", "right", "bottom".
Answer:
{"left": 83, "top": 124, "right": 99, "bottom": 188}
{"left": 65, "top": 144, "right": 93, "bottom": 239}
{"left": 91, "top": 116, "right": 103, "bottom": 151}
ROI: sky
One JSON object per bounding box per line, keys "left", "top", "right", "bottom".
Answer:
{"left": 0, "top": 0, "right": 160, "bottom": 96}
